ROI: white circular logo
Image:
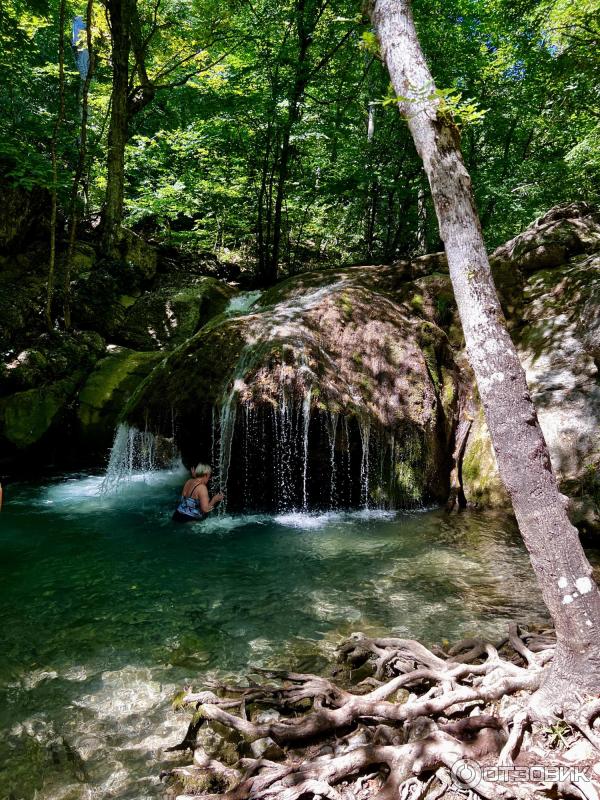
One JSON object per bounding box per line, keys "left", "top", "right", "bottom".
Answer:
{"left": 451, "top": 758, "right": 482, "bottom": 789}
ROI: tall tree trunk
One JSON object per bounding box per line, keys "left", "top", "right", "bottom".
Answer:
{"left": 102, "top": 0, "right": 131, "bottom": 254}
{"left": 64, "top": 0, "right": 95, "bottom": 329}
{"left": 46, "top": 0, "right": 67, "bottom": 330}
{"left": 264, "top": 0, "right": 313, "bottom": 286}
{"left": 370, "top": 0, "right": 600, "bottom": 715}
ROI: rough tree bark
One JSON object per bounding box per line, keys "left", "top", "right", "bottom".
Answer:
{"left": 369, "top": 0, "right": 600, "bottom": 715}
{"left": 64, "top": 0, "right": 95, "bottom": 328}
{"left": 45, "top": 0, "right": 66, "bottom": 330}
{"left": 102, "top": 0, "right": 131, "bottom": 254}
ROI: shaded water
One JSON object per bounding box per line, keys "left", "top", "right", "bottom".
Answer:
{"left": 1, "top": 471, "right": 597, "bottom": 799}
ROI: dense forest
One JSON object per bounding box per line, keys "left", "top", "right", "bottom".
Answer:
{"left": 1, "top": 0, "right": 599, "bottom": 287}
{"left": 1, "top": 1, "right": 600, "bottom": 799}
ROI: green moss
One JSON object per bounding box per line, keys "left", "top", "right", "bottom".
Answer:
{"left": 121, "top": 277, "right": 235, "bottom": 350}
{"left": 118, "top": 294, "right": 138, "bottom": 308}
{"left": 441, "top": 368, "right": 456, "bottom": 412}
{"left": 78, "top": 349, "right": 161, "bottom": 440}
{"left": 421, "top": 343, "right": 441, "bottom": 392}
{"left": 0, "top": 376, "right": 80, "bottom": 448}
{"left": 410, "top": 293, "right": 424, "bottom": 313}
{"left": 462, "top": 409, "right": 507, "bottom": 507}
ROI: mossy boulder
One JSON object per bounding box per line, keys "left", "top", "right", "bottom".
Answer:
{"left": 0, "top": 376, "right": 81, "bottom": 449}
{"left": 120, "top": 277, "right": 236, "bottom": 350}
{"left": 128, "top": 265, "right": 458, "bottom": 508}
{"left": 463, "top": 209, "right": 600, "bottom": 529}
{"left": 0, "top": 172, "right": 49, "bottom": 252}
{"left": 115, "top": 229, "right": 158, "bottom": 282}
{"left": 492, "top": 202, "right": 600, "bottom": 274}
{"left": 77, "top": 348, "right": 162, "bottom": 451}
{"left": 0, "top": 331, "right": 105, "bottom": 396}
{"left": 462, "top": 407, "right": 509, "bottom": 508}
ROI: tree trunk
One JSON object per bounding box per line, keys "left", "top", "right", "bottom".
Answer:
{"left": 369, "top": 0, "right": 600, "bottom": 714}
{"left": 64, "top": 0, "right": 95, "bottom": 329}
{"left": 45, "top": 0, "right": 66, "bottom": 330}
{"left": 102, "top": 0, "right": 131, "bottom": 254}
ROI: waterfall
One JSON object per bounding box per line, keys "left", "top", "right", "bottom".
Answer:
{"left": 100, "top": 424, "right": 178, "bottom": 495}
{"left": 359, "top": 418, "right": 371, "bottom": 508}
{"left": 301, "top": 388, "right": 312, "bottom": 510}
{"left": 326, "top": 412, "right": 339, "bottom": 508}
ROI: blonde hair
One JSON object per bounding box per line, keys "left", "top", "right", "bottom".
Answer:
{"left": 194, "top": 463, "right": 212, "bottom": 477}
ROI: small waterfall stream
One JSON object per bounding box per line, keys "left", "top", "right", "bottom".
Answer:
{"left": 102, "top": 282, "right": 431, "bottom": 511}
{"left": 100, "top": 424, "right": 179, "bottom": 495}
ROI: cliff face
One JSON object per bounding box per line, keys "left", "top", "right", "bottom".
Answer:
{"left": 464, "top": 204, "right": 600, "bottom": 532}
{"left": 1, "top": 200, "right": 598, "bottom": 526}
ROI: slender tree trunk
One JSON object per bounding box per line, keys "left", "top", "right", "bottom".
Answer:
{"left": 102, "top": 0, "right": 131, "bottom": 254}
{"left": 370, "top": 0, "right": 600, "bottom": 714}
{"left": 416, "top": 181, "right": 427, "bottom": 254}
{"left": 265, "top": 0, "right": 313, "bottom": 285}
{"left": 64, "top": 0, "right": 95, "bottom": 329}
{"left": 46, "top": 0, "right": 67, "bottom": 330}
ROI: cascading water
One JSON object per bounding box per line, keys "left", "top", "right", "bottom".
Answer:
{"left": 105, "top": 279, "right": 432, "bottom": 512}
{"left": 359, "top": 418, "right": 371, "bottom": 508}
{"left": 100, "top": 424, "right": 179, "bottom": 495}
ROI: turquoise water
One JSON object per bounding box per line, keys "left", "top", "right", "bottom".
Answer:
{"left": 0, "top": 470, "right": 594, "bottom": 799}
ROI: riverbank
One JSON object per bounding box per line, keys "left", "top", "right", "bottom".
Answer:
{"left": 166, "top": 624, "right": 600, "bottom": 800}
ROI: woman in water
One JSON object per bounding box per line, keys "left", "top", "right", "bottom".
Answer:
{"left": 173, "top": 463, "right": 224, "bottom": 522}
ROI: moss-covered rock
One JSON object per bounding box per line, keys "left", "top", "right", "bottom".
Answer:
{"left": 128, "top": 265, "right": 458, "bottom": 507}
{"left": 0, "top": 376, "right": 80, "bottom": 449}
{"left": 492, "top": 203, "right": 600, "bottom": 274}
{"left": 0, "top": 331, "right": 105, "bottom": 396}
{"left": 120, "top": 277, "right": 235, "bottom": 350}
{"left": 463, "top": 212, "right": 600, "bottom": 529}
{"left": 77, "top": 348, "right": 162, "bottom": 450}
{"left": 462, "top": 407, "right": 509, "bottom": 508}
{"left": 115, "top": 229, "right": 158, "bottom": 282}
{"left": 0, "top": 173, "right": 49, "bottom": 252}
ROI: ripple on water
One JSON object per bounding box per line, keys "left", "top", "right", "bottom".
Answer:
{"left": 1, "top": 472, "right": 589, "bottom": 800}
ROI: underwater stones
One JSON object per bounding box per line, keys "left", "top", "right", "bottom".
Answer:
{"left": 120, "top": 277, "right": 235, "bottom": 350}
{"left": 77, "top": 348, "right": 162, "bottom": 451}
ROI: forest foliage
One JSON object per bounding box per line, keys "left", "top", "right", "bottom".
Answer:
{"left": 1, "top": 0, "right": 599, "bottom": 282}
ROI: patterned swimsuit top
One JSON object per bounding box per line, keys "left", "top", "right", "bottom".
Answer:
{"left": 176, "top": 480, "right": 207, "bottom": 519}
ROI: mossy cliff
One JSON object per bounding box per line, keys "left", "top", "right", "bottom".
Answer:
{"left": 127, "top": 266, "right": 458, "bottom": 508}
{"left": 0, "top": 199, "right": 598, "bottom": 526}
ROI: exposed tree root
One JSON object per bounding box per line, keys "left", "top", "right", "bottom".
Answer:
{"left": 161, "top": 623, "right": 600, "bottom": 800}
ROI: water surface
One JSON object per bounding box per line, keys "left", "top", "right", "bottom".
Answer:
{"left": 0, "top": 471, "right": 592, "bottom": 799}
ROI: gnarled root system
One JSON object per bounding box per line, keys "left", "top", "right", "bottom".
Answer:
{"left": 162, "top": 623, "right": 600, "bottom": 800}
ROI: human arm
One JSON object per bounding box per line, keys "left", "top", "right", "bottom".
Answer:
{"left": 195, "top": 484, "right": 224, "bottom": 513}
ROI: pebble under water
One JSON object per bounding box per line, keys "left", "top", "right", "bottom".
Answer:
{"left": 1, "top": 469, "right": 598, "bottom": 799}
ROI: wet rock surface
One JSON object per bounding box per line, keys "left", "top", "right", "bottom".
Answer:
{"left": 0, "top": 203, "right": 598, "bottom": 527}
